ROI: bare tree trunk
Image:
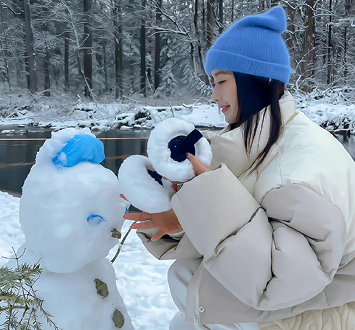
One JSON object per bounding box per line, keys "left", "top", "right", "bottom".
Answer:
{"left": 16, "top": 55, "right": 22, "bottom": 88}
{"left": 61, "top": 0, "right": 97, "bottom": 102}
{"left": 218, "top": 0, "right": 223, "bottom": 34}
{"left": 194, "top": 0, "right": 199, "bottom": 57}
{"left": 343, "top": 0, "right": 351, "bottom": 81}
{"left": 0, "top": 4, "right": 11, "bottom": 90}
{"left": 284, "top": 7, "right": 296, "bottom": 51}
{"left": 154, "top": 0, "right": 162, "bottom": 91}
{"left": 327, "top": 0, "right": 332, "bottom": 85}
{"left": 102, "top": 41, "right": 108, "bottom": 93}
{"left": 140, "top": 0, "right": 146, "bottom": 96}
{"left": 43, "top": 47, "right": 50, "bottom": 96}
{"left": 83, "top": 0, "right": 93, "bottom": 98}
{"left": 23, "top": 0, "right": 37, "bottom": 93}
{"left": 194, "top": 0, "right": 208, "bottom": 81}
{"left": 206, "top": 0, "right": 215, "bottom": 49}
{"left": 201, "top": 0, "right": 206, "bottom": 41}
{"left": 64, "top": 31, "right": 69, "bottom": 91}
{"left": 260, "top": 0, "right": 265, "bottom": 10}
{"left": 300, "top": 0, "right": 316, "bottom": 90}
{"left": 231, "top": 0, "right": 234, "bottom": 22}
{"left": 113, "top": 0, "right": 123, "bottom": 99}
{"left": 42, "top": 5, "right": 50, "bottom": 96}
{"left": 343, "top": 26, "right": 347, "bottom": 81}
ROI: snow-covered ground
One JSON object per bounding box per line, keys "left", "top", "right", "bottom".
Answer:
{"left": 0, "top": 191, "right": 177, "bottom": 330}
{"left": 0, "top": 93, "right": 227, "bottom": 131}
{"left": 1, "top": 89, "right": 355, "bottom": 132}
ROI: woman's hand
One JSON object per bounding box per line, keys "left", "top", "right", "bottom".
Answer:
{"left": 123, "top": 209, "right": 182, "bottom": 241}
{"left": 187, "top": 153, "right": 210, "bottom": 176}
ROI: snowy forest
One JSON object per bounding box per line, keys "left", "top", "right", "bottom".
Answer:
{"left": 0, "top": 0, "right": 354, "bottom": 102}
{"left": 1, "top": 2, "right": 355, "bottom": 330}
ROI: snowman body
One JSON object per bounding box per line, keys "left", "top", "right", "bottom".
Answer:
{"left": 5, "top": 128, "right": 134, "bottom": 330}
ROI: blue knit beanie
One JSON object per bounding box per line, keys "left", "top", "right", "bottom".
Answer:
{"left": 204, "top": 6, "right": 292, "bottom": 84}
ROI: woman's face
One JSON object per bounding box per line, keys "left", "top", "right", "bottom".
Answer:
{"left": 211, "top": 70, "right": 239, "bottom": 124}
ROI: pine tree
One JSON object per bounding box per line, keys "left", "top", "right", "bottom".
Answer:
{"left": 0, "top": 255, "right": 60, "bottom": 330}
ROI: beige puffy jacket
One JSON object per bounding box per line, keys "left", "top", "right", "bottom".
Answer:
{"left": 138, "top": 91, "right": 355, "bottom": 329}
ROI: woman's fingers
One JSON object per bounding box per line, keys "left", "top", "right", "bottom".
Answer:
{"left": 125, "top": 209, "right": 182, "bottom": 241}
{"left": 151, "top": 229, "right": 165, "bottom": 241}
{"left": 123, "top": 212, "right": 150, "bottom": 221}
{"left": 119, "top": 194, "right": 129, "bottom": 202}
{"left": 187, "top": 153, "right": 210, "bottom": 176}
{"left": 130, "top": 221, "right": 156, "bottom": 230}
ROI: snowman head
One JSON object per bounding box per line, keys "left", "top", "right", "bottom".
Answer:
{"left": 20, "top": 128, "right": 127, "bottom": 273}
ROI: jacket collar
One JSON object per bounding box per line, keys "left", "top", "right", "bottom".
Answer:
{"left": 205, "top": 90, "right": 298, "bottom": 177}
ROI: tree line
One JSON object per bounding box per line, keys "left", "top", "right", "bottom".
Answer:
{"left": 0, "top": 0, "right": 354, "bottom": 101}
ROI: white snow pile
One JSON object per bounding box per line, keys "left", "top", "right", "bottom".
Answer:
{"left": 0, "top": 128, "right": 136, "bottom": 330}
{"left": 0, "top": 192, "right": 24, "bottom": 260}
{"left": 118, "top": 155, "right": 175, "bottom": 213}
{"left": 295, "top": 88, "right": 355, "bottom": 131}
{"left": 0, "top": 92, "right": 226, "bottom": 131}
{"left": 1, "top": 88, "right": 355, "bottom": 132}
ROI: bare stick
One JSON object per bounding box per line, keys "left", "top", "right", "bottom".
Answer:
{"left": 111, "top": 223, "right": 136, "bottom": 264}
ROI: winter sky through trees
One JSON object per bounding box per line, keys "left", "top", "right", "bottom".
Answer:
{"left": 0, "top": 0, "right": 354, "bottom": 102}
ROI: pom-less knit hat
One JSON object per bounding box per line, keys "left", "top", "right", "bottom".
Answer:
{"left": 204, "top": 6, "right": 292, "bottom": 84}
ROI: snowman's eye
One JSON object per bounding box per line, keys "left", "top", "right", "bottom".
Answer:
{"left": 87, "top": 214, "right": 105, "bottom": 226}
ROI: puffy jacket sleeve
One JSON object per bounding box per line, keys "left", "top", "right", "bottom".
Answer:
{"left": 171, "top": 164, "right": 346, "bottom": 311}
{"left": 137, "top": 228, "right": 202, "bottom": 260}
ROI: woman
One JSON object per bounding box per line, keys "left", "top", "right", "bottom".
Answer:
{"left": 124, "top": 6, "right": 355, "bottom": 330}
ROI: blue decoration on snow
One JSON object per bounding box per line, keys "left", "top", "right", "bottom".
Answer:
{"left": 124, "top": 207, "right": 129, "bottom": 215}
{"left": 87, "top": 214, "right": 105, "bottom": 225}
{"left": 52, "top": 134, "right": 105, "bottom": 168}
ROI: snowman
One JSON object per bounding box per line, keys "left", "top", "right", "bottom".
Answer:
{"left": 2, "top": 128, "right": 134, "bottom": 330}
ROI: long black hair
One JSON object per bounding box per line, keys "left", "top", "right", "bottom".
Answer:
{"left": 230, "top": 72, "right": 285, "bottom": 173}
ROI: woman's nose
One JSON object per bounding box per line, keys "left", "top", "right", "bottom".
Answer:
{"left": 211, "top": 88, "right": 218, "bottom": 103}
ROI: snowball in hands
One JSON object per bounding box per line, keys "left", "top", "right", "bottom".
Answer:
{"left": 147, "top": 117, "right": 213, "bottom": 182}
{"left": 19, "top": 128, "right": 127, "bottom": 273}
{"left": 118, "top": 155, "right": 173, "bottom": 213}
{"left": 118, "top": 118, "right": 212, "bottom": 213}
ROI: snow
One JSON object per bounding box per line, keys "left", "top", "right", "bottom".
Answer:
{"left": 294, "top": 89, "right": 355, "bottom": 130}
{"left": 3, "top": 245, "right": 134, "bottom": 330}
{"left": 118, "top": 155, "right": 174, "bottom": 213}
{"left": 0, "top": 190, "right": 176, "bottom": 330}
{"left": 0, "top": 192, "right": 24, "bottom": 262}
{"left": 0, "top": 93, "right": 226, "bottom": 131}
{"left": 1, "top": 90, "right": 355, "bottom": 132}
{"left": 147, "top": 117, "right": 213, "bottom": 182}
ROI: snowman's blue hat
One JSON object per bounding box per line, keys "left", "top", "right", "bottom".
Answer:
{"left": 52, "top": 134, "right": 105, "bottom": 168}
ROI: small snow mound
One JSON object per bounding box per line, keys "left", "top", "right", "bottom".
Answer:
{"left": 118, "top": 155, "right": 173, "bottom": 213}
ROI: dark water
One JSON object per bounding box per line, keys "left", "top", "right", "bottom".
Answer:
{"left": 337, "top": 133, "right": 355, "bottom": 160}
{"left": 0, "top": 128, "right": 354, "bottom": 194}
